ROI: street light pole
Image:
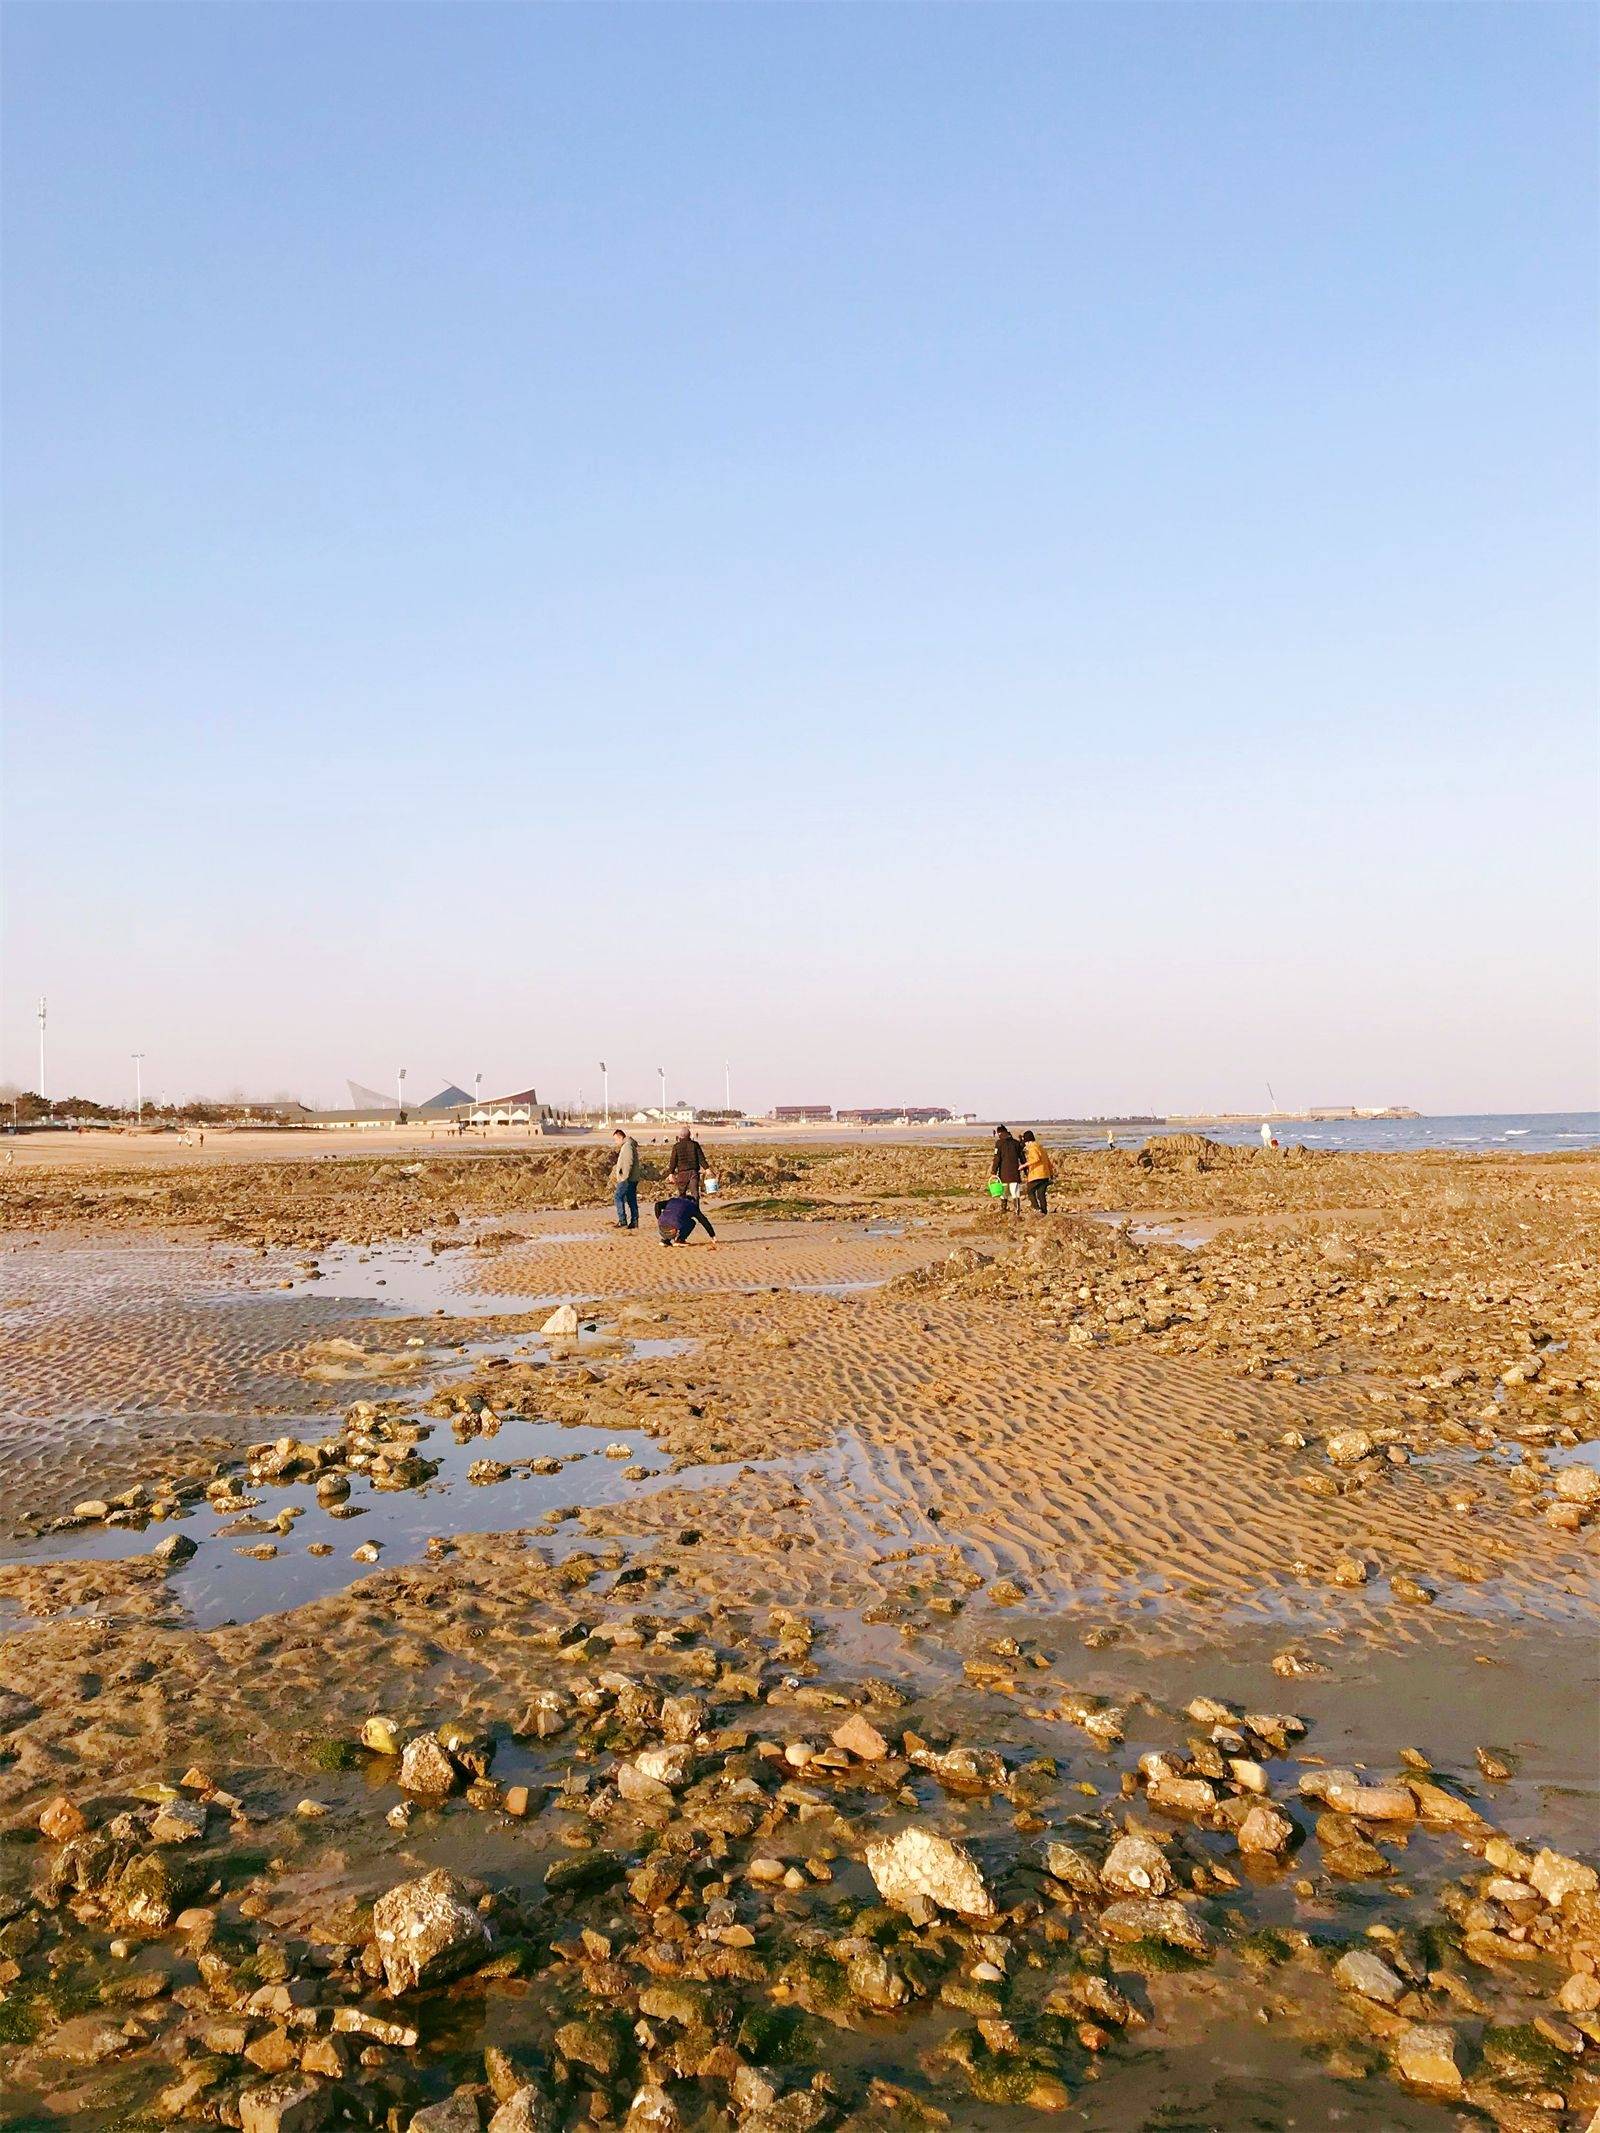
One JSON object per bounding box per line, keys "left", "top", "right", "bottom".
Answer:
{"left": 474, "top": 1071, "right": 482, "bottom": 1121}
{"left": 37, "top": 997, "right": 46, "bottom": 1106}
{"left": 397, "top": 1066, "right": 406, "bottom": 1123}
{"left": 724, "top": 1060, "right": 731, "bottom": 1114}
{"left": 657, "top": 1066, "right": 666, "bottom": 1121}
{"left": 132, "top": 1052, "right": 145, "bottom": 1122}
{"left": 600, "top": 1061, "right": 609, "bottom": 1127}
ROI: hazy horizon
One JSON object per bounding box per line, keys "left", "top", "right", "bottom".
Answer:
{"left": 4, "top": 3, "right": 1596, "bottom": 1118}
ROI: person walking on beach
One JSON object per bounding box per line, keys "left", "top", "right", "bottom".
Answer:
{"left": 666, "top": 1123, "right": 709, "bottom": 1198}
{"left": 1021, "top": 1129, "right": 1054, "bottom": 1215}
{"left": 611, "top": 1128, "right": 641, "bottom": 1230}
{"left": 991, "top": 1124, "right": 1025, "bottom": 1215}
{"left": 654, "top": 1190, "right": 716, "bottom": 1246}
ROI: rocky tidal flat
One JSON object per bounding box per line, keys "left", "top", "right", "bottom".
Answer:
{"left": 1, "top": 1139, "right": 1596, "bottom": 2131}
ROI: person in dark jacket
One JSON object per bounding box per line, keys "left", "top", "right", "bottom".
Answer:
{"left": 991, "top": 1125, "right": 1025, "bottom": 1215}
{"left": 654, "top": 1192, "right": 716, "bottom": 1246}
{"left": 666, "top": 1126, "right": 708, "bottom": 1198}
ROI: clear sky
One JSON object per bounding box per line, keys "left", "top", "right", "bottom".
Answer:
{"left": 3, "top": 2, "right": 1595, "bottom": 1117}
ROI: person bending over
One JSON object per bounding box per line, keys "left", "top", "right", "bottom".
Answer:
{"left": 654, "top": 1192, "right": 717, "bottom": 1246}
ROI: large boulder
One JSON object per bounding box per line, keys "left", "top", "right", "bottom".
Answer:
{"left": 865, "top": 1826, "right": 996, "bottom": 1919}
{"left": 371, "top": 1870, "right": 493, "bottom": 1995}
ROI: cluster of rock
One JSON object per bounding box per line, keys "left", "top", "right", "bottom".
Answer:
{"left": 8, "top": 1622, "right": 1600, "bottom": 2132}
{"left": 925, "top": 1210, "right": 1599, "bottom": 1522}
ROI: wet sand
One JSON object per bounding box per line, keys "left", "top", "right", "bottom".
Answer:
{"left": 1, "top": 1140, "right": 1596, "bottom": 2131}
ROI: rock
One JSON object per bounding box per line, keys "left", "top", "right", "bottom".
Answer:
{"left": 846, "top": 1947, "right": 911, "bottom": 2011}
{"left": 1043, "top": 1841, "right": 1101, "bottom": 1894}
{"left": 109, "top": 1852, "right": 185, "bottom": 1930}
{"left": 1299, "top": 1769, "right": 1416, "bottom": 1821}
{"left": 1529, "top": 1848, "right": 1599, "bottom": 1908}
{"left": 1100, "top": 1834, "right": 1174, "bottom": 1896}
{"left": 371, "top": 1869, "right": 493, "bottom": 1994}
{"left": 152, "top": 1532, "right": 198, "bottom": 1565}
{"left": 1392, "top": 2023, "right": 1463, "bottom": 2093}
{"left": 34, "top": 2013, "right": 131, "bottom": 2064}
{"left": 1334, "top": 1949, "right": 1408, "bottom": 2006}
{"left": 516, "top": 1690, "right": 571, "bottom": 1739}
{"left": 1145, "top": 1773, "right": 1218, "bottom": 1819}
{"left": 659, "top": 1694, "right": 705, "bottom": 1742}
{"left": 634, "top": 1745, "right": 694, "bottom": 1789}
{"left": 1554, "top": 1465, "right": 1600, "bottom": 1504}
{"left": 1236, "top": 1803, "right": 1296, "bottom": 1857}
{"left": 150, "top": 1798, "right": 208, "bottom": 1845}
{"left": 618, "top": 1762, "right": 674, "bottom": 1806}
{"left": 360, "top": 1716, "right": 402, "bottom": 1757}
{"left": 622, "top": 2086, "right": 682, "bottom": 2132}
{"left": 866, "top": 1826, "right": 997, "bottom": 1919}
{"left": 1390, "top": 1574, "right": 1435, "bottom": 1606}
{"left": 1326, "top": 1430, "right": 1375, "bottom": 1466}
{"left": 408, "top": 2091, "right": 483, "bottom": 2133}
{"left": 831, "top": 1713, "right": 890, "bottom": 1761}
{"left": 542, "top": 1305, "right": 581, "bottom": 1336}
{"left": 1098, "top": 1898, "right": 1213, "bottom": 1956}
{"left": 38, "top": 1796, "right": 87, "bottom": 1841}
{"left": 487, "top": 2090, "right": 558, "bottom": 2133}
{"left": 554, "top": 2017, "right": 625, "bottom": 2079}
{"left": 239, "top": 2077, "right": 331, "bottom": 2133}
{"left": 399, "top": 1735, "right": 460, "bottom": 1798}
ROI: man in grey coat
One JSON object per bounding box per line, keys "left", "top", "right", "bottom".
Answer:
{"left": 611, "top": 1129, "right": 641, "bottom": 1230}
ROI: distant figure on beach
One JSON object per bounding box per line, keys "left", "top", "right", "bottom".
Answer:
{"left": 991, "top": 1124, "right": 1025, "bottom": 1214}
{"left": 611, "top": 1128, "right": 641, "bottom": 1230}
{"left": 666, "top": 1124, "right": 708, "bottom": 1198}
{"left": 1021, "top": 1129, "right": 1053, "bottom": 1215}
{"left": 1260, "top": 1120, "right": 1278, "bottom": 1150}
{"left": 655, "top": 1191, "right": 716, "bottom": 1247}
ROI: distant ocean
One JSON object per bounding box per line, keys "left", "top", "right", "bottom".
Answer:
{"left": 1042, "top": 1113, "right": 1600, "bottom": 1157}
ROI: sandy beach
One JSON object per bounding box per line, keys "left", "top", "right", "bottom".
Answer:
{"left": 1, "top": 1134, "right": 1596, "bottom": 2131}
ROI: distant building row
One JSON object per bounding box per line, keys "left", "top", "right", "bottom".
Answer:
{"left": 770, "top": 1105, "right": 959, "bottom": 1125}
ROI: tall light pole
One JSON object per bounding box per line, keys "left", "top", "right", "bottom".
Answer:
{"left": 657, "top": 1066, "right": 667, "bottom": 1120}
{"left": 724, "top": 1060, "right": 731, "bottom": 1115}
{"left": 600, "top": 1061, "right": 609, "bottom": 1127}
{"left": 397, "top": 1066, "right": 406, "bottom": 1122}
{"left": 474, "top": 1071, "right": 482, "bottom": 1120}
{"left": 132, "top": 1052, "right": 145, "bottom": 1122}
{"left": 37, "top": 997, "right": 47, "bottom": 1106}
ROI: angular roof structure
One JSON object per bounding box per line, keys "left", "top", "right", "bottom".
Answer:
{"left": 419, "top": 1085, "right": 472, "bottom": 1111}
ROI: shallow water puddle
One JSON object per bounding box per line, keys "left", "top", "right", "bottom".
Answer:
{"left": 0, "top": 1350, "right": 756, "bottom": 1631}
{"left": 276, "top": 1237, "right": 580, "bottom": 1318}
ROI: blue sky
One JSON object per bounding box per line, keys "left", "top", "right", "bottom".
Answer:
{"left": 3, "top": 2, "right": 1595, "bottom": 1115}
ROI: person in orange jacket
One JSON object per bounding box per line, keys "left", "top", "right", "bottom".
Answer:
{"left": 1020, "top": 1129, "right": 1054, "bottom": 1215}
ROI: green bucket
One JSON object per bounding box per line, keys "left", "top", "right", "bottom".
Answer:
{"left": 986, "top": 1179, "right": 1006, "bottom": 1198}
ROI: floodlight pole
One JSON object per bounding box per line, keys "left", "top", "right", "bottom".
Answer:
{"left": 657, "top": 1066, "right": 666, "bottom": 1121}
{"left": 37, "top": 997, "right": 47, "bottom": 1106}
{"left": 132, "top": 1052, "right": 145, "bottom": 1122}
{"left": 724, "top": 1060, "right": 731, "bottom": 1114}
{"left": 397, "top": 1066, "right": 406, "bottom": 1123}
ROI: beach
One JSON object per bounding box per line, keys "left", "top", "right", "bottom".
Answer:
{"left": 1, "top": 1133, "right": 1596, "bottom": 2131}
